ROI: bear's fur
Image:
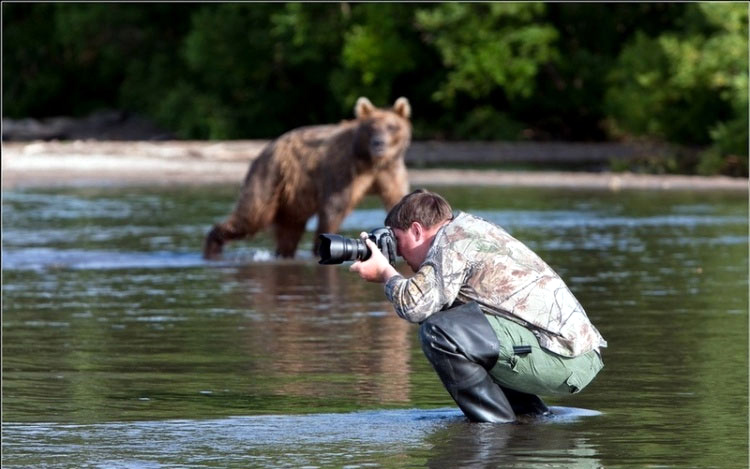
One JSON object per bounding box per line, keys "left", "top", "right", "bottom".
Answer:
{"left": 203, "top": 97, "right": 411, "bottom": 259}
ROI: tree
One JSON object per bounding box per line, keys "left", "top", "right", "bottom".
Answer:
{"left": 2, "top": 3, "right": 746, "bottom": 175}
{"left": 604, "top": 3, "right": 748, "bottom": 175}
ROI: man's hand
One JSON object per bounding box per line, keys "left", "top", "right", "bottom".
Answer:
{"left": 350, "top": 234, "right": 399, "bottom": 283}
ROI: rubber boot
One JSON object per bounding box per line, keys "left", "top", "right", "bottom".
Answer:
{"left": 419, "top": 302, "right": 516, "bottom": 423}
{"left": 500, "top": 385, "right": 550, "bottom": 417}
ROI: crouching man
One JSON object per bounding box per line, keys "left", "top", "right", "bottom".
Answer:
{"left": 350, "top": 189, "right": 606, "bottom": 423}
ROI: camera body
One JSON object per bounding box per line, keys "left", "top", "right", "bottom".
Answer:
{"left": 318, "top": 227, "right": 397, "bottom": 265}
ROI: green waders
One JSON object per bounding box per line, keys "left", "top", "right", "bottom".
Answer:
{"left": 419, "top": 302, "right": 603, "bottom": 423}
{"left": 486, "top": 314, "right": 604, "bottom": 397}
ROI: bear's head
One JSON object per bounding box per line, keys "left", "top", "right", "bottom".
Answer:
{"left": 353, "top": 97, "right": 412, "bottom": 165}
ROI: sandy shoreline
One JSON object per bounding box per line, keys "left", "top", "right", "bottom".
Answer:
{"left": 2, "top": 140, "right": 747, "bottom": 191}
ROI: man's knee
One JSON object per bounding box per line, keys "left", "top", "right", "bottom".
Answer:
{"left": 418, "top": 319, "right": 432, "bottom": 350}
{"left": 418, "top": 304, "right": 480, "bottom": 354}
{"left": 418, "top": 314, "right": 450, "bottom": 360}
{"left": 418, "top": 302, "right": 500, "bottom": 370}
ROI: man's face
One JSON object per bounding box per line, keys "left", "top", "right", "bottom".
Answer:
{"left": 392, "top": 225, "right": 425, "bottom": 272}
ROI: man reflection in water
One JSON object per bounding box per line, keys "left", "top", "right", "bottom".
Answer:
{"left": 351, "top": 189, "right": 606, "bottom": 423}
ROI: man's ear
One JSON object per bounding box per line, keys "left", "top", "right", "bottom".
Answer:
{"left": 410, "top": 222, "right": 423, "bottom": 241}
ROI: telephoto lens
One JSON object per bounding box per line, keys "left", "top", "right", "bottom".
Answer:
{"left": 318, "top": 227, "right": 396, "bottom": 265}
{"left": 318, "top": 234, "right": 369, "bottom": 264}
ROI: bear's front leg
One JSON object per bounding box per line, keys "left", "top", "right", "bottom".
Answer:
{"left": 373, "top": 160, "right": 409, "bottom": 209}
{"left": 274, "top": 217, "right": 308, "bottom": 258}
{"left": 314, "top": 198, "right": 351, "bottom": 256}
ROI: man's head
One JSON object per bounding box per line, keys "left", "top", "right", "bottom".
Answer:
{"left": 385, "top": 189, "right": 453, "bottom": 271}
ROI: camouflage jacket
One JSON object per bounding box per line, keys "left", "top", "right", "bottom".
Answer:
{"left": 385, "top": 212, "right": 607, "bottom": 357}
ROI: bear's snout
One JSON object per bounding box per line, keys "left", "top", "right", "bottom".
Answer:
{"left": 370, "top": 134, "right": 388, "bottom": 156}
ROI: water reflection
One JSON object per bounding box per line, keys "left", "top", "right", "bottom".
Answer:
{"left": 424, "top": 413, "right": 602, "bottom": 469}
{"left": 2, "top": 185, "right": 747, "bottom": 468}
{"left": 3, "top": 407, "right": 603, "bottom": 469}
{"left": 224, "top": 262, "right": 413, "bottom": 405}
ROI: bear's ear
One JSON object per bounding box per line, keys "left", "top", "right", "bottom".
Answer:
{"left": 393, "top": 97, "right": 411, "bottom": 119}
{"left": 355, "top": 97, "right": 375, "bottom": 119}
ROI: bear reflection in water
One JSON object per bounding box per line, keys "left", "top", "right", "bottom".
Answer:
{"left": 228, "top": 261, "right": 413, "bottom": 405}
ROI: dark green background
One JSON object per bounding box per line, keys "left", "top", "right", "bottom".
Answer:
{"left": 3, "top": 3, "right": 748, "bottom": 175}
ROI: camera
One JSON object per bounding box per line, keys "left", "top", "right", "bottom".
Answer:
{"left": 318, "top": 227, "right": 397, "bottom": 266}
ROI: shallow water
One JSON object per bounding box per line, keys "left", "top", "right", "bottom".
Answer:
{"left": 2, "top": 185, "right": 748, "bottom": 468}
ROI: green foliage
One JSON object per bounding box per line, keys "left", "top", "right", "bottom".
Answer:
{"left": 450, "top": 106, "right": 525, "bottom": 141}
{"left": 415, "top": 3, "right": 558, "bottom": 103}
{"left": 605, "top": 3, "right": 748, "bottom": 175}
{"left": 337, "top": 4, "right": 419, "bottom": 107}
{"left": 3, "top": 4, "right": 70, "bottom": 116}
{"left": 176, "top": 4, "right": 284, "bottom": 138}
{"left": 2, "top": 3, "right": 747, "bottom": 174}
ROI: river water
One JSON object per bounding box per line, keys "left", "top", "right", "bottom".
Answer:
{"left": 2, "top": 184, "right": 747, "bottom": 468}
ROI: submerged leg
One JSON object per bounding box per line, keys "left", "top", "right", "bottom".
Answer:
{"left": 499, "top": 385, "right": 550, "bottom": 417}
{"left": 274, "top": 218, "right": 308, "bottom": 258}
{"left": 419, "top": 302, "right": 516, "bottom": 423}
{"left": 203, "top": 217, "right": 248, "bottom": 259}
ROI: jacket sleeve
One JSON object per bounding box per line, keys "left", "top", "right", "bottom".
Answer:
{"left": 384, "top": 250, "right": 467, "bottom": 323}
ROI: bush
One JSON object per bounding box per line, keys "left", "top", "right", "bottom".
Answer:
{"left": 605, "top": 4, "right": 748, "bottom": 175}
{"left": 2, "top": 3, "right": 746, "bottom": 175}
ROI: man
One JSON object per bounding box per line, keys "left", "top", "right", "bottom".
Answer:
{"left": 351, "top": 189, "right": 606, "bottom": 423}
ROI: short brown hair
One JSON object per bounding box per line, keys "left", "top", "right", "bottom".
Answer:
{"left": 385, "top": 189, "right": 453, "bottom": 230}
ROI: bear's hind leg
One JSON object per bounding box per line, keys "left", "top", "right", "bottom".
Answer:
{"left": 203, "top": 217, "right": 248, "bottom": 259}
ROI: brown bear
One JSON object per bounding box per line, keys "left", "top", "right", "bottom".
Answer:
{"left": 203, "top": 97, "right": 411, "bottom": 259}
